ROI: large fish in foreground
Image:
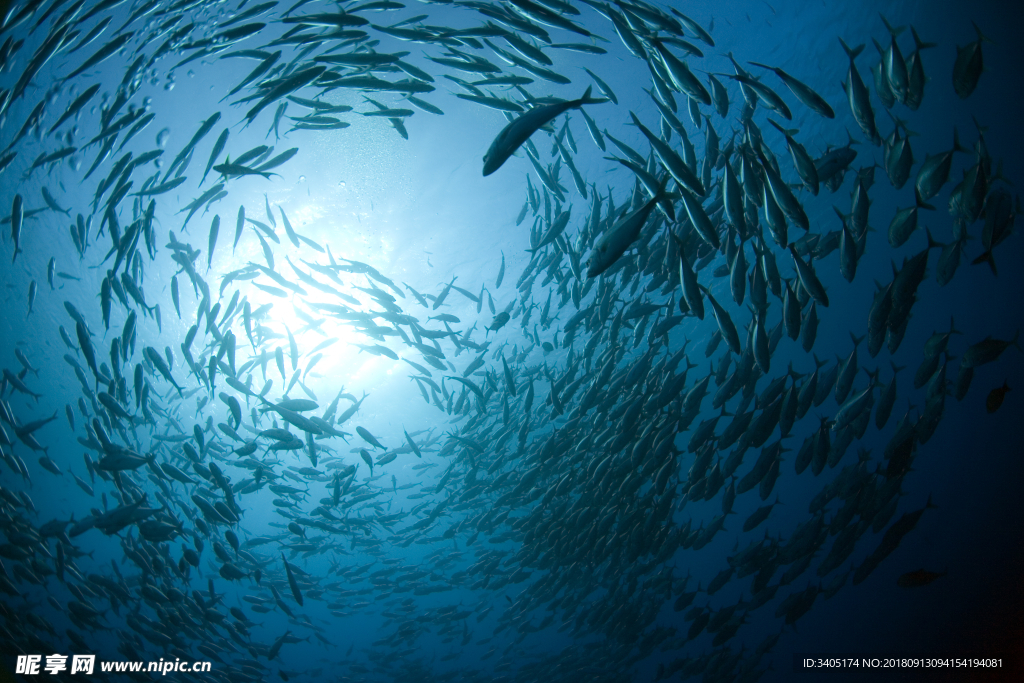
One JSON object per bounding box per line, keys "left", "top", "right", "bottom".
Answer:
{"left": 482, "top": 86, "right": 606, "bottom": 176}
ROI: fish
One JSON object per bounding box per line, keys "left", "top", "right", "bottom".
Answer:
{"left": 768, "top": 120, "right": 819, "bottom": 195}
{"left": 487, "top": 312, "right": 511, "bottom": 333}
{"left": 63, "top": 32, "right": 136, "bottom": 82}
{"left": 47, "top": 84, "right": 101, "bottom": 134}
{"left": 630, "top": 112, "right": 705, "bottom": 197}
{"left": 144, "top": 346, "right": 183, "bottom": 395}
{"left": 897, "top": 569, "right": 946, "bottom": 588}
{"left": 356, "top": 426, "right": 385, "bottom": 450}
{"left": 986, "top": 381, "right": 1010, "bottom": 413}
{"left": 971, "top": 187, "right": 1016, "bottom": 274}
{"left": 651, "top": 39, "right": 710, "bottom": 106}
{"left": 482, "top": 86, "right": 606, "bottom": 176}
{"left": 961, "top": 332, "right": 1020, "bottom": 369}
{"left": 714, "top": 70, "right": 791, "bottom": 120}
{"left": 876, "top": 15, "right": 908, "bottom": 105}
{"left": 281, "top": 554, "right": 304, "bottom": 606}
{"left": 748, "top": 61, "right": 835, "bottom": 118}
{"left": 587, "top": 179, "right": 668, "bottom": 277}
{"left": 10, "top": 194, "right": 23, "bottom": 263}
{"left": 201, "top": 129, "right": 229, "bottom": 186}
{"left": 207, "top": 215, "right": 220, "bottom": 271}
{"left": 26, "top": 280, "right": 36, "bottom": 316}
{"left": 915, "top": 128, "right": 968, "bottom": 204}
{"left": 789, "top": 246, "right": 829, "bottom": 307}
{"left": 952, "top": 22, "right": 989, "bottom": 99}
{"left": 839, "top": 38, "right": 880, "bottom": 145}
{"left": 701, "top": 286, "right": 741, "bottom": 355}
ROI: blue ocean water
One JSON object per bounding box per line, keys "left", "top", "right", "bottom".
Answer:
{"left": 0, "top": 0, "right": 1022, "bottom": 681}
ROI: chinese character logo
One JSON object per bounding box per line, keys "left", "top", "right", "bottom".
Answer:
{"left": 71, "top": 655, "right": 95, "bottom": 675}
{"left": 15, "top": 656, "right": 41, "bottom": 675}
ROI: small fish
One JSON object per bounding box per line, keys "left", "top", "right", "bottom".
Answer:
{"left": 207, "top": 215, "right": 220, "bottom": 271}
{"left": 201, "top": 129, "right": 229, "bottom": 186}
{"left": 48, "top": 84, "right": 100, "bottom": 134}
{"left": 748, "top": 61, "right": 834, "bottom": 118}
{"left": 357, "top": 426, "right": 384, "bottom": 450}
{"left": 281, "top": 554, "right": 304, "bottom": 606}
{"left": 487, "top": 312, "right": 511, "bottom": 333}
{"left": 11, "top": 194, "right": 23, "bottom": 263}
{"left": 897, "top": 569, "right": 946, "bottom": 588}
{"left": 26, "top": 280, "right": 36, "bottom": 316}
{"left": 986, "top": 381, "right": 1010, "bottom": 413}
{"left": 839, "top": 38, "right": 880, "bottom": 145}
{"left": 952, "top": 22, "right": 990, "bottom": 99}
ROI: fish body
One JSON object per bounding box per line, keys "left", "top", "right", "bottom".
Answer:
{"left": 483, "top": 87, "right": 605, "bottom": 176}
{"left": 915, "top": 128, "right": 967, "bottom": 204}
{"left": 587, "top": 182, "right": 667, "bottom": 277}
{"left": 749, "top": 61, "right": 834, "bottom": 118}
{"left": 961, "top": 332, "right": 1020, "bottom": 369}
{"left": 11, "top": 194, "right": 23, "bottom": 262}
{"left": 789, "top": 246, "right": 829, "bottom": 307}
{"left": 953, "top": 22, "right": 988, "bottom": 99}
{"left": 839, "top": 39, "right": 880, "bottom": 145}
{"left": 986, "top": 382, "right": 1010, "bottom": 413}
{"left": 897, "top": 569, "right": 946, "bottom": 588}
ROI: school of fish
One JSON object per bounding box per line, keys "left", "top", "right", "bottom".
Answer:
{"left": 0, "top": 0, "right": 1019, "bottom": 682}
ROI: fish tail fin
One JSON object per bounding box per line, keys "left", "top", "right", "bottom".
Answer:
{"left": 925, "top": 494, "right": 938, "bottom": 510}
{"left": 767, "top": 118, "right": 798, "bottom": 137}
{"left": 655, "top": 174, "right": 670, "bottom": 198}
{"left": 787, "top": 362, "right": 804, "bottom": 380}
{"left": 914, "top": 189, "right": 936, "bottom": 211}
{"left": 925, "top": 227, "right": 942, "bottom": 251}
{"left": 970, "top": 249, "right": 997, "bottom": 274}
{"left": 838, "top": 37, "right": 864, "bottom": 61}
{"left": 579, "top": 85, "right": 604, "bottom": 105}
{"left": 899, "top": 118, "right": 919, "bottom": 137}
{"left": 871, "top": 37, "right": 885, "bottom": 55}
{"left": 952, "top": 126, "right": 968, "bottom": 154}
{"left": 878, "top": 14, "right": 904, "bottom": 38}
{"left": 850, "top": 332, "right": 866, "bottom": 348}
{"left": 989, "top": 159, "right": 1011, "bottom": 187}
{"left": 972, "top": 21, "right": 992, "bottom": 44}
{"left": 911, "top": 26, "right": 937, "bottom": 51}
{"left": 891, "top": 362, "right": 906, "bottom": 375}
